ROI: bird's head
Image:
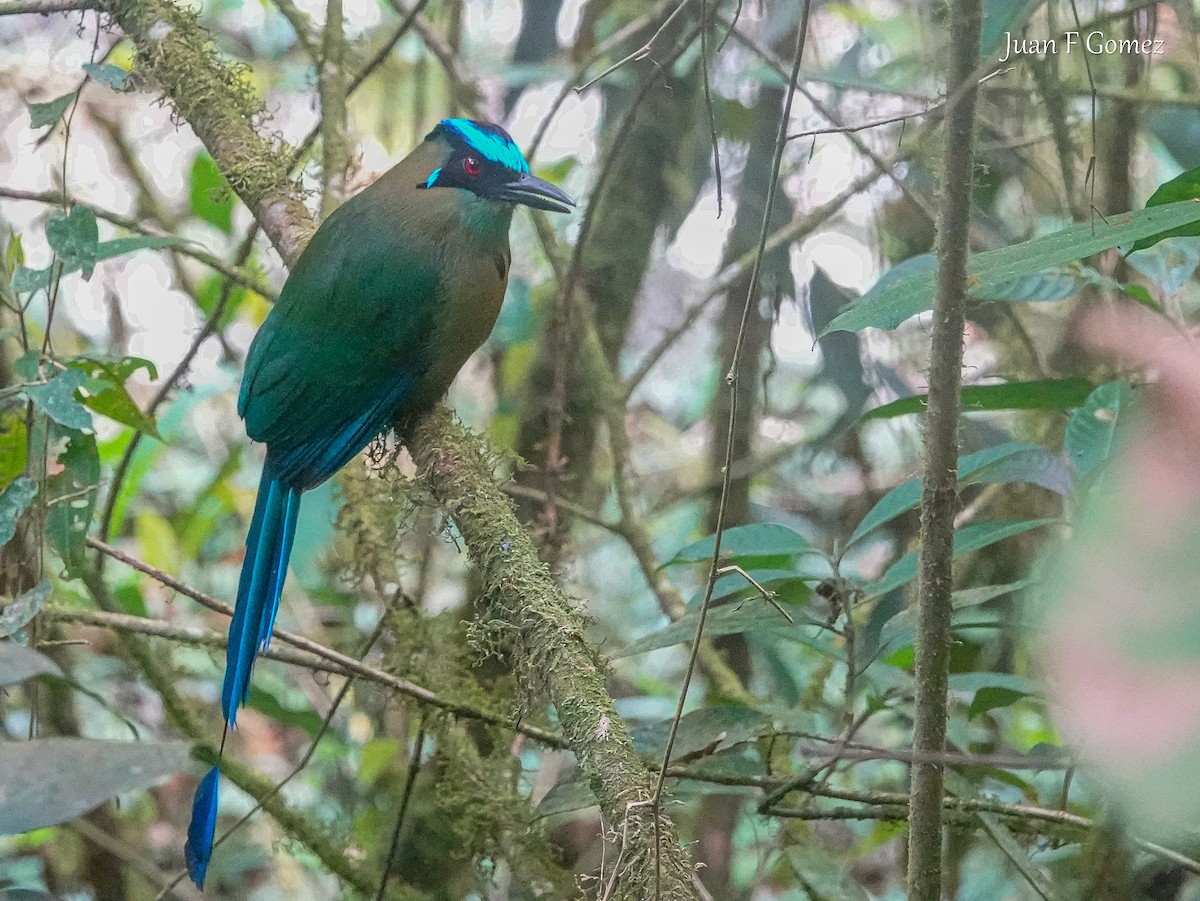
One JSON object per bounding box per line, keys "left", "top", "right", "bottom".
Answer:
{"left": 420, "top": 119, "right": 574, "bottom": 214}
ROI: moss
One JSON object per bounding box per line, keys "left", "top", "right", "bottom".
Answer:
{"left": 411, "top": 407, "right": 696, "bottom": 899}
{"left": 102, "top": 0, "right": 314, "bottom": 263}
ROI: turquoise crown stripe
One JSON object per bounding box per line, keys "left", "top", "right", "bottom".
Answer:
{"left": 439, "top": 118, "right": 530, "bottom": 173}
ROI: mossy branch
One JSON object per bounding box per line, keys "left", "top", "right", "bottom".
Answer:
{"left": 97, "top": 0, "right": 696, "bottom": 894}
{"left": 411, "top": 408, "right": 695, "bottom": 899}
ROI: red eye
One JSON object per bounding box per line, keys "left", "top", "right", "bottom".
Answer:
{"left": 462, "top": 156, "right": 481, "bottom": 176}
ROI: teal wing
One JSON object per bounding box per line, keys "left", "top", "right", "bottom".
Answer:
{"left": 239, "top": 194, "right": 441, "bottom": 489}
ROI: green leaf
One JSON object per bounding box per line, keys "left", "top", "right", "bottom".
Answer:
{"left": 28, "top": 93, "right": 74, "bottom": 130}
{"left": 245, "top": 684, "right": 325, "bottom": 738}
{"left": 1064, "top": 381, "right": 1133, "bottom": 478}
{"left": 618, "top": 600, "right": 835, "bottom": 659}
{"left": 980, "top": 0, "right": 1042, "bottom": 58}
{"left": 189, "top": 152, "right": 234, "bottom": 234}
{"left": 685, "top": 568, "right": 809, "bottom": 611}
{"left": 9, "top": 235, "right": 192, "bottom": 294}
{"left": 0, "top": 477, "right": 38, "bottom": 547}
{"left": 631, "top": 705, "right": 777, "bottom": 760}
{"left": 862, "top": 377, "right": 1096, "bottom": 421}
{"left": 82, "top": 62, "right": 131, "bottom": 92}
{"left": 0, "top": 581, "right": 52, "bottom": 638}
{"left": 0, "top": 414, "right": 29, "bottom": 492}
{"left": 867, "top": 519, "right": 1056, "bottom": 598}
{"left": 1131, "top": 167, "right": 1200, "bottom": 251}
{"left": 877, "top": 580, "right": 1032, "bottom": 653}
{"left": 359, "top": 738, "right": 403, "bottom": 785}
{"left": 824, "top": 200, "right": 1200, "bottom": 333}
{"left": 22, "top": 369, "right": 92, "bottom": 431}
{"left": 968, "top": 686, "right": 1029, "bottom": 719}
{"left": 0, "top": 737, "right": 190, "bottom": 833}
{"left": 849, "top": 444, "right": 1068, "bottom": 547}
{"left": 0, "top": 641, "right": 62, "bottom": 686}
{"left": 45, "top": 430, "right": 99, "bottom": 578}
{"left": 5, "top": 233, "right": 23, "bottom": 272}
{"left": 786, "top": 846, "right": 870, "bottom": 901}
{"left": 69, "top": 356, "right": 160, "bottom": 437}
{"left": 1127, "top": 236, "right": 1200, "bottom": 294}
{"left": 669, "top": 523, "right": 816, "bottom": 565}
{"left": 46, "top": 207, "right": 99, "bottom": 279}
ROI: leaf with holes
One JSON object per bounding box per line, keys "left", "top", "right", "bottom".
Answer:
{"left": 69, "top": 356, "right": 160, "bottom": 438}
{"left": 45, "top": 430, "right": 99, "bottom": 578}
{"left": 0, "top": 581, "right": 52, "bottom": 638}
{"left": 0, "top": 477, "right": 38, "bottom": 548}
{"left": 46, "top": 207, "right": 99, "bottom": 279}
{"left": 22, "top": 369, "right": 92, "bottom": 431}
{"left": 10, "top": 235, "right": 192, "bottom": 294}
{"left": 1065, "top": 381, "right": 1134, "bottom": 478}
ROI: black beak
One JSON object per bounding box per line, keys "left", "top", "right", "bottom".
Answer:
{"left": 495, "top": 172, "right": 575, "bottom": 213}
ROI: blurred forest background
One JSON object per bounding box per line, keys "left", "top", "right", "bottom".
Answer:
{"left": 5, "top": 0, "right": 1200, "bottom": 898}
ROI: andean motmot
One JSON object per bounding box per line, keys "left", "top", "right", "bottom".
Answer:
{"left": 184, "top": 118, "right": 573, "bottom": 888}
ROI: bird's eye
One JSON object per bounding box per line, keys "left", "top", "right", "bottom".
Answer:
{"left": 462, "top": 156, "right": 481, "bottom": 176}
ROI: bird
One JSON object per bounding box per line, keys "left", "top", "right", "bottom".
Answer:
{"left": 184, "top": 118, "right": 573, "bottom": 889}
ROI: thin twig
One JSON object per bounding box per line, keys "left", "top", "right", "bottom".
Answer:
{"left": 650, "top": 3, "right": 813, "bottom": 894}
{"left": 77, "top": 540, "right": 568, "bottom": 747}
{"left": 374, "top": 718, "right": 427, "bottom": 901}
{"left": 0, "top": 0, "right": 92, "bottom": 13}
{"left": 0, "top": 187, "right": 275, "bottom": 298}
{"left": 575, "top": 0, "right": 696, "bottom": 92}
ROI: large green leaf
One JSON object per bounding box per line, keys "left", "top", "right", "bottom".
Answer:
{"left": 631, "top": 705, "right": 777, "bottom": 760}
{"left": 867, "top": 519, "right": 1056, "bottom": 598}
{"left": 849, "top": 444, "right": 1068, "bottom": 547}
{"left": 1064, "top": 381, "right": 1133, "bottom": 478}
{"left": 0, "top": 641, "right": 62, "bottom": 686}
{"left": 618, "top": 601, "right": 835, "bottom": 659}
{"left": 823, "top": 200, "right": 1200, "bottom": 334}
{"left": 877, "top": 580, "right": 1032, "bottom": 653}
{"left": 862, "top": 377, "right": 1096, "bottom": 421}
{"left": 1131, "top": 167, "right": 1200, "bottom": 251}
{"left": 45, "top": 430, "right": 99, "bottom": 578}
{"left": 668, "top": 523, "right": 816, "bottom": 566}
{"left": 0, "top": 738, "right": 190, "bottom": 834}
{"left": 786, "top": 847, "right": 871, "bottom": 901}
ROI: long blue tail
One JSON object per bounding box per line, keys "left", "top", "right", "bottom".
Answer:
{"left": 186, "top": 473, "right": 301, "bottom": 888}
{"left": 222, "top": 474, "right": 302, "bottom": 725}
